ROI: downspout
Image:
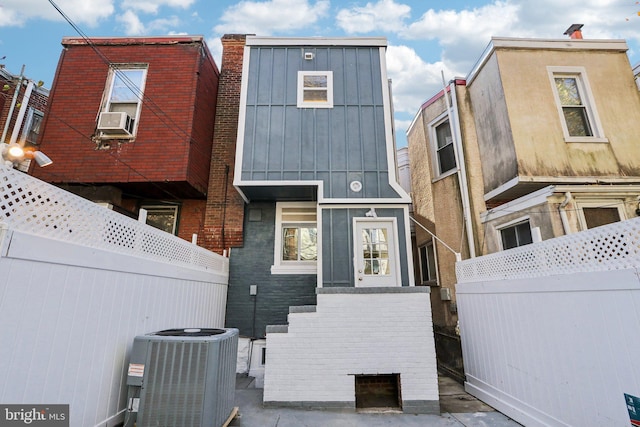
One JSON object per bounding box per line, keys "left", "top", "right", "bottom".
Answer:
{"left": 442, "top": 74, "right": 476, "bottom": 258}
{"left": 1, "top": 65, "right": 25, "bottom": 144}
{"left": 559, "top": 191, "right": 573, "bottom": 235}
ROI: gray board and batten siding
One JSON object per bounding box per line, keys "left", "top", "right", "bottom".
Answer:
{"left": 238, "top": 39, "right": 404, "bottom": 201}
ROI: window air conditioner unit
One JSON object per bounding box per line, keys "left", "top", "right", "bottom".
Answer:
{"left": 124, "top": 328, "right": 239, "bottom": 427}
{"left": 97, "top": 111, "right": 133, "bottom": 136}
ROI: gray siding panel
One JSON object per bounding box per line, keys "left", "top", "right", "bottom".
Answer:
{"left": 321, "top": 207, "right": 410, "bottom": 287}
{"left": 240, "top": 45, "right": 403, "bottom": 199}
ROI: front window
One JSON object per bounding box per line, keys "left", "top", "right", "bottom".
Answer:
{"left": 272, "top": 202, "right": 317, "bottom": 274}
{"left": 500, "top": 220, "right": 533, "bottom": 250}
{"left": 548, "top": 66, "right": 606, "bottom": 143}
{"left": 297, "top": 71, "right": 333, "bottom": 108}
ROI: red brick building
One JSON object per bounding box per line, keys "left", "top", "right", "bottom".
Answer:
{"left": 33, "top": 36, "right": 219, "bottom": 243}
{"left": 0, "top": 66, "right": 49, "bottom": 153}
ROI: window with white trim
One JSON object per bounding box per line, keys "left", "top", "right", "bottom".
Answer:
{"left": 297, "top": 71, "right": 333, "bottom": 108}
{"left": 272, "top": 202, "right": 317, "bottom": 274}
{"left": 21, "top": 108, "right": 44, "bottom": 146}
{"left": 99, "top": 65, "right": 148, "bottom": 137}
{"left": 418, "top": 241, "right": 437, "bottom": 285}
{"left": 548, "top": 66, "right": 606, "bottom": 143}
{"left": 141, "top": 205, "right": 179, "bottom": 235}
{"left": 576, "top": 200, "right": 625, "bottom": 230}
{"left": 429, "top": 114, "right": 456, "bottom": 178}
{"left": 499, "top": 219, "right": 533, "bottom": 250}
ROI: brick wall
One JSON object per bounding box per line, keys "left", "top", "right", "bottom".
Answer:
{"left": 263, "top": 289, "right": 439, "bottom": 414}
{"left": 33, "top": 38, "right": 216, "bottom": 194}
{"left": 203, "top": 34, "right": 248, "bottom": 254}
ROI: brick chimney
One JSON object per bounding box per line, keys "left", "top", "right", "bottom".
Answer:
{"left": 564, "top": 24, "right": 584, "bottom": 39}
{"left": 202, "top": 34, "right": 249, "bottom": 254}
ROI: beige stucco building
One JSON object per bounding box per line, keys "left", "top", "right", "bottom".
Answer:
{"left": 407, "top": 30, "right": 640, "bottom": 379}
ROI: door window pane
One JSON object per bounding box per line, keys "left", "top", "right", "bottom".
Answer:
{"left": 361, "top": 228, "right": 390, "bottom": 275}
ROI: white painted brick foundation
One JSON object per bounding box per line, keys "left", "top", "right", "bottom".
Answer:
{"left": 263, "top": 287, "right": 439, "bottom": 413}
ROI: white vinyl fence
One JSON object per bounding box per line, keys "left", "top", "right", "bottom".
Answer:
{"left": 456, "top": 217, "right": 640, "bottom": 427}
{"left": 0, "top": 165, "right": 229, "bottom": 427}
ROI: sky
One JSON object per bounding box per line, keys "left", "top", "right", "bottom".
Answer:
{"left": 2, "top": 0, "right": 640, "bottom": 147}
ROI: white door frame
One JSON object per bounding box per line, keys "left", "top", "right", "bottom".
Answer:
{"left": 352, "top": 217, "right": 401, "bottom": 287}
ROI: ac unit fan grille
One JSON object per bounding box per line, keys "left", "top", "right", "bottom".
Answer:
{"left": 140, "top": 341, "right": 208, "bottom": 427}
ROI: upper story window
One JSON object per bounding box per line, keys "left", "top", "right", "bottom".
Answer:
{"left": 548, "top": 66, "right": 607, "bottom": 143}
{"left": 430, "top": 114, "right": 457, "bottom": 178}
{"left": 499, "top": 219, "right": 533, "bottom": 250}
{"left": 97, "top": 65, "right": 148, "bottom": 138}
{"left": 272, "top": 202, "right": 318, "bottom": 275}
{"left": 22, "top": 108, "right": 44, "bottom": 146}
{"left": 297, "top": 71, "right": 333, "bottom": 108}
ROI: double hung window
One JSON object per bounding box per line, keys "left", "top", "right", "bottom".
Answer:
{"left": 430, "top": 114, "right": 456, "bottom": 178}
{"left": 297, "top": 71, "right": 333, "bottom": 108}
{"left": 272, "top": 202, "right": 318, "bottom": 274}
{"left": 499, "top": 219, "right": 533, "bottom": 250}
{"left": 548, "top": 66, "right": 606, "bottom": 143}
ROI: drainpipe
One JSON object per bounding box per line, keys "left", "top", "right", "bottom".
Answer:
{"left": 1, "top": 65, "right": 25, "bottom": 144}
{"left": 9, "top": 80, "right": 34, "bottom": 146}
{"left": 559, "top": 191, "right": 573, "bottom": 235}
{"left": 442, "top": 73, "right": 476, "bottom": 258}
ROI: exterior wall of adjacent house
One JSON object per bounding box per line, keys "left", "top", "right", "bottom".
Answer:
{"left": 0, "top": 67, "right": 49, "bottom": 147}
{"left": 204, "top": 34, "right": 247, "bottom": 254}
{"left": 469, "top": 39, "right": 640, "bottom": 198}
{"left": 31, "top": 36, "right": 219, "bottom": 244}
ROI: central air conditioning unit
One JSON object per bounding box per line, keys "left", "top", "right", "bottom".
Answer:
{"left": 97, "top": 111, "right": 133, "bottom": 136}
{"left": 124, "top": 328, "right": 239, "bottom": 427}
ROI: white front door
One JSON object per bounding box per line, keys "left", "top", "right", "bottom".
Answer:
{"left": 354, "top": 219, "right": 400, "bottom": 287}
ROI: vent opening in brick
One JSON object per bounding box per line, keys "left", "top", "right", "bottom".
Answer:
{"left": 355, "top": 374, "right": 402, "bottom": 411}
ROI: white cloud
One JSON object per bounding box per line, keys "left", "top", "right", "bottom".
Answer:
{"left": 117, "top": 10, "right": 145, "bottom": 35}
{"left": 386, "top": 44, "right": 454, "bottom": 115}
{"left": 214, "top": 0, "right": 330, "bottom": 35}
{"left": 0, "top": 0, "right": 114, "bottom": 27}
{"left": 117, "top": 10, "right": 181, "bottom": 35}
{"left": 336, "top": 0, "right": 411, "bottom": 34}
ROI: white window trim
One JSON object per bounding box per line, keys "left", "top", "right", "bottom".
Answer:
{"left": 100, "top": 64, "right": 148, "bottom": 138}
{"left": 271, "top": 201, "right": 318, "bottom": 275}
{"left": 428, "top": 112, "right": 457, "bottom": 181}
{"left": 576, "top": 199, "right": 626, "bottom": 231}
{"left": 496, "top": 216, "right": 531, "bottom": 251}
{"left": 547, "top": 66, "right": 607, "bottom": 143}
{"left": 297, "top": 71, "right": 333, "bottom": 108}
{"left": 20, "top": 108, "right": 44, "bottom": 145}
